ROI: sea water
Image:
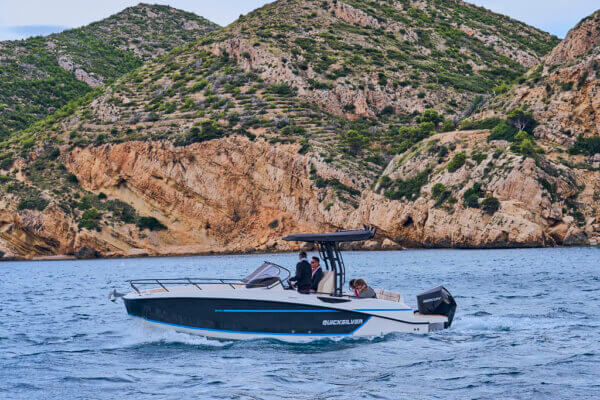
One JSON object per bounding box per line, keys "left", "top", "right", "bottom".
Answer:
{"left": 1, "top": 248, "right": 599, "bottom": 399}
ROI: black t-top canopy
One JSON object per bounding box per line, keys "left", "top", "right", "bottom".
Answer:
{"left": 282, "top": 227, "right": 375, "bottom": 243}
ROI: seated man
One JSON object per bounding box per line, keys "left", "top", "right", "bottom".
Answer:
{"left": 310, "top": 256, "right": 324, "bottom": 292}
{"left": 289, "top": 251, "right": 312, "bottom": 294}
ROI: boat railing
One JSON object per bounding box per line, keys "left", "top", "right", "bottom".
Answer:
{"left": 128, "top": 278, "right": 244, "bottom": 293}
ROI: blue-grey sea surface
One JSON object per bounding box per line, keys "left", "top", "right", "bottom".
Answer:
{"left": 1, "top": 248, "right": 599, "bottom": 399}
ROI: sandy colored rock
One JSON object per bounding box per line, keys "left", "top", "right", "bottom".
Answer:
{"left": 545, "top": 11, "right": 600, "bottom": 66}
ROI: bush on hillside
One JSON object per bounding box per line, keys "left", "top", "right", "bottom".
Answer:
{"left": 568, "top": 135, "right": 600, "bottom": 155}
{"left": 137, "top": 216, "right": 167, "bottom": 231}
{"left": 481, "top": 196, "right": 500, "bottom": 215}
{"left": 447, "top": 152, "right": 466, "bottom": 172}
{"left": 488, "top": 121, "right": 518, "bottom": 142}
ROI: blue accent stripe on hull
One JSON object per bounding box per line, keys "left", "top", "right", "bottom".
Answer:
{"left": 128, "top": 313, "right": 371, "bottom": 337}
{"left": 214, "top": 309, "right": 339, "bottom": 313}
{"left": 213, "top": 309, "right": 411, "bottom": 313}
{"left": 352, "top": 308, "right": 412, "bottom": 311}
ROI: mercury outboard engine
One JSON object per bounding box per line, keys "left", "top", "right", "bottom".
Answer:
{"left": 417, "top": 286, "right": 457, "bottom": 328}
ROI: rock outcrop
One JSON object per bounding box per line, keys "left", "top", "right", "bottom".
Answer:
{"left": 545, "top": 10, "right": 600, "bottom": 66}
{"left": 482, "top": 9, "right": 600, "bottom": 146}
{"left": 4, "top": 128, "right": 598, "bottom": 259}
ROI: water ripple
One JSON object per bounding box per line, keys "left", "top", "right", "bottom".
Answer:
{"left": 1, "top": 248, "right": 599, "bottom": 399}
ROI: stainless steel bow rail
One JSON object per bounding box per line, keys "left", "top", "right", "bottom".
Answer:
{"left": 128, "top": 278, "right": 243, "bottom": 293}
{"left": 126, "top": 262, "right": 291, "bottom": 294}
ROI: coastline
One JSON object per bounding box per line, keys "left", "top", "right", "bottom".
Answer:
{"left": 2, "top": 242, "right": 597, "bottom": 263}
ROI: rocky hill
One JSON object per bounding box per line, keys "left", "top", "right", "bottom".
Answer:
{"left": 0, "top": 3, "right": 218, "bottom": 138}
{"left": 479, "top": 9, "right": 600, "bottom": 147}
{"left": 211, "top": 0, "right": 558, "bottom": 122}
{"left": 4, "top": 0, "right": 600, "bottom": 260}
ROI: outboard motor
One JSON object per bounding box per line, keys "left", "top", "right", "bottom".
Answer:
{"left": 417, "top": 286, "right": 457, "bottom": 328}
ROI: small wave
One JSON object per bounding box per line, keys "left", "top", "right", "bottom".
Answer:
{"left": 371, "top": 372, "right": 394, "bottom": 382}
{"left": 467, "top": 311, "right": 492, "bottom": 317}
{"left": 13, "top": 382, "right": 42, "bottom": 391}
{"left": 62, "top": 375, "right": 135, "bottom": 383}
{"left": 115, "top": 323, "right": 235, "bottom": 350}
{"left": 497, "top": 294, "right": 531, "bottom": 299}
{"left": 112, "top": 321, "right": 403, "bottom": 353}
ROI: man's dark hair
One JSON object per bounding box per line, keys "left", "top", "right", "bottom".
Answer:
{"left": 299, "top": 251, "right": 307, "bottom": 258}
{"left": 311, "top": 256, "right": 320, "bottom": 263}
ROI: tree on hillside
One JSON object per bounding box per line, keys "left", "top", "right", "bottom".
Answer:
{"left": 507, "top": 109, "right": 533, "bottom": 131}
{"left": 342, "top": 130, "right": 370, "bottom": 155}
{"left": 417, "top": 109, "right": 444, "bottom": 128}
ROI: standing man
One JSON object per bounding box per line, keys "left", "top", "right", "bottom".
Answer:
{"left": 289, "top": 251, "right": 312, "bottom": 294}
{"left": 310, "top": 256, "right": 324, "bottom": 292}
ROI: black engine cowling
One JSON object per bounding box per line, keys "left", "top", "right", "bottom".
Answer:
{"left": 417, "top": 286, "right": 457, "bottom": 328}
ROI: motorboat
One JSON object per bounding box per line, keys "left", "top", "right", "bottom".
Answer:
{"left": 112, "top": 228, "right": 456, "bottom": 340}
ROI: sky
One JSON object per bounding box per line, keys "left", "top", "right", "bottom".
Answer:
{"left": 0, "top": 0, "right": 598, "bottom": 41}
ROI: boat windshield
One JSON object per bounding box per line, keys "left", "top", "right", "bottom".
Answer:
{"left": 242, "top": 262, "right": 290, "bottom": 283}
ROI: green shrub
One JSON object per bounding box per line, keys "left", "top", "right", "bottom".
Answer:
{"left": 21, "top": 137, "right": 35, "bottom": 149}
{"left": 459, "top": 117, "right": 503, "bottom": 131}
{"left": 568, "top": 135, "right": 600, "bottom": 155}
{"left": 186, "top": 120, "right": 224, "bottom": 144}
{"left": 0, "top": 156, "right": 14, "bottom": 170}
{"left": 488, "top": 121, "right": 518, "bottom": 142}
{"left": 431, "top": 182, "right": 451, "bottom": 206}
{"left": 137, "top": 216, "right": 167, "bottom": 231}
{"left": 417, "top": 109, "right": 443, "bottom": 128}
{"left": 471, "top": 151, "right": 486, "bottom": 164}
{"left": 314, "top": 175, "right": 360, "bottom": 196}
{"left": 106, "top": 199, "right": 136, "bottom": 224}
{"left": 342, "top": 130, "right": 370, "bottom": 154}
{"left": 464, "top": 193, "right": 480, "bottom": 208}
{"left": 463, "top": 183, "right": 483, "bottom": 208}
{"left": 519, "top": 138, "right": 537, "bottom": 158}
{"left": 67, "top": 173, "right": 79, "bottom": 184}
{"left": 481, "top": 196, "right": 500, "bottom": 215}
{"left": 17, "top": 197, "right": 49, "bottom": 211}
{"left": 265, "top": 83, "right": 295, "bottom": 96}
{"left": 281, "top": 125, "right": 307, "bottom": 136}
{"left": 379, "top": 175, "right": 392, "bottom": 189}
{"left": 440, "top": 120, "right": 455, "bottom": 132}
{"left": 385, "top": 123, "right": 434, "bottom": 154}
{"left": 383, "top": 169, "right": 430, "bottom": 201}
{"left": 431, "top": 183, "right": 447, "bottom": 198}
{"left": 447, "top": 152, "right": 466, "bottom": 172}
{"left": 78, "top": 207, "right": 102, "bottom": 231}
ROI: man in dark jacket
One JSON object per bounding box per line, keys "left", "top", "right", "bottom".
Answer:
{"left": 289, "top": 251, "right": 312, "bottom": 294}
{"left": 310, "top": 256, "right": 324, "bottom": 292}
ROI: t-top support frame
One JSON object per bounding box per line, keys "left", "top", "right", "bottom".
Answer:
{"left": 316, "top": 241, "right": 346, "bottom": 297}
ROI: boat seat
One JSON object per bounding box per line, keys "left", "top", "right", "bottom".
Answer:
{"left": 317, "top": 271, "right": 335, "bottom": 294}
{"left": 374, "top": 289, "right": 404, "bottom": 303}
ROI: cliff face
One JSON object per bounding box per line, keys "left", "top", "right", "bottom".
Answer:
{"left": 4, "top": 129, "right": 597, "bottom": 259}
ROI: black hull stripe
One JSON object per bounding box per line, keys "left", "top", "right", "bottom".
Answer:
{"left": 126, "top": 295, "right": 431, "bottom": 326}
{"left": 129, "top": 313, "right": 372, "bottom": 336}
